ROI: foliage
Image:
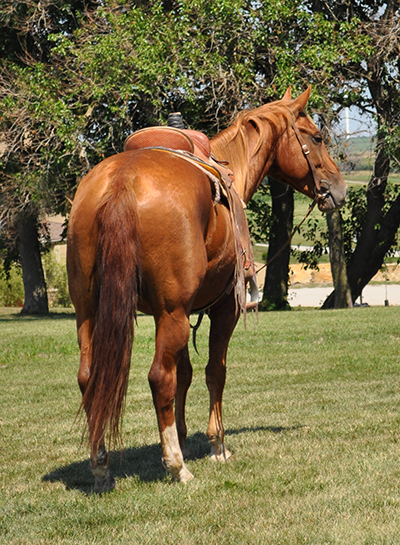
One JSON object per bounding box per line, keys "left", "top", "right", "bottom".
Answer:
{"left": 340, "top": 186, "right": 368, "bottom": 259}
{"left": 42, "top": 250, "right": 72, "bottom": 308}
{"left": 0, "top": 262, "right": 24, "bottom": 306}
{"left": 0, "top": 0, "right": 373, "bottom": 221}
{"left": 1, "top": 0, "right": 399, "bottom": 307}
{"left": 0, "top": 249, "right": 71, "bottom": 308}
{"left": 246, "top": 182, "right": 272, "bottom": 244}
{"left": 292, "top": 183, "right": 400, "bottom": 271}
{"left": 292, "top": 216, "right": 329, "bottom": 271}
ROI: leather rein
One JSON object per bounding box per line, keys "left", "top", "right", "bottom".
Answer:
{"left": 255, "top": 120, "right": 331, "bottom": 273}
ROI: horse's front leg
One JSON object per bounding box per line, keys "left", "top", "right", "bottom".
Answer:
{"left": 148, "top": 311, "right": 194, "bottom": 483}
{"left": 175, "top": 345, "right": 193, "bottom": 458}
{"left": 206, "top": 293, "right": 240, "bottom": 461}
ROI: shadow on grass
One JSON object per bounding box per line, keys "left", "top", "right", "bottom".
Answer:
{"left": 42, "top": 425, "right": 304, "bottom": 495}
{"left": 43, "top": 443, "right": 166, "bottom": 495}
{"left": 225, "top": 424, "right": 306, "bottom": 436}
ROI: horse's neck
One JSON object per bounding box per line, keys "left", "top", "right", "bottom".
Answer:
{"left": 210, "top": 123, "right": 276, "bottom": 204}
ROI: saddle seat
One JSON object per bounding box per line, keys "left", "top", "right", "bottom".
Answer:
{"left": 124, "top": 125, "right": 211, "bottom": 159}
{"left": 123, "top": 126, "right": 232, "bottom": 184}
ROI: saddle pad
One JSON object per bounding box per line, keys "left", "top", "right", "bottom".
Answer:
{"left": 124, "top": 127, "right": 194, "bottom": 153}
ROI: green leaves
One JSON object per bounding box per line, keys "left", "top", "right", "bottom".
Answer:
{"left": 0, "top": 0, "right": 396, "bottom": 247}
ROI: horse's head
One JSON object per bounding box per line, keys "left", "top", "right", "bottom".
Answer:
{"left": 270, "top": 86, "right": 348, "bottom": 212}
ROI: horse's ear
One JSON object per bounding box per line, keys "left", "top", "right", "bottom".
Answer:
{"left": 282, "top": 87, "right": 291, "bottom": 100}
{"left": 291, "top": 85, "right": 312, "bottom": 115}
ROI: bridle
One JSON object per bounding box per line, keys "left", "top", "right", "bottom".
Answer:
{"left": 291, "top": 120, "right": 331, "bottom": 200}
{"left": 255, "top": 120, "right": 331, "bottom": 274}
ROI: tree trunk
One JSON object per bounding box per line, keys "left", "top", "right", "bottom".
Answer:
{"left": 261, "top": 178, "right": 293, "bottom": 310}
{"left": 321, "top": 210, "right": 353, "bottom": 309}
{"left": 17, "top": 214, "right": 49, "bottom": 314}
{"left": 345, "top": 133, "right": 390, "bottom": 301}
{"left": 348, "top": 188, "right": 400, "bottom": 299}
{"left": 322, "top": 126, "right": 398, "bottom": 306}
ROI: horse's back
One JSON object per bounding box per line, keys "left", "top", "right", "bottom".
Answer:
{"left": 69, "top": 149, "right": 212, "bottom": 247}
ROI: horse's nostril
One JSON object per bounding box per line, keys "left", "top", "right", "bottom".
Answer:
{"left": 318, "top": 180, "right": 331, "bottom": 197}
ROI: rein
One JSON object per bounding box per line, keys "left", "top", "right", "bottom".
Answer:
{"left": 255, "top": 120, "right": 330, "bottom": 275}
{"left": 255, "top": 194, "right": 318, "bottom": 274}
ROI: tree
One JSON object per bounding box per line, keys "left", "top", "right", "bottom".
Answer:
{"left": 323, "top": 210, "right": 353, "bottom": 309}
{"left": 261, "top": 179, "right": 294, "bottom": 310}
{"left": 247, "top": 1, "right": 371, "bottom": 309}
{"left": 0, "top": 0, "right": 97, "bottom": 313}
{"left": 0, "top": 0, "right": 387, "bottom": 314}
{"left": 17, "top": 214, "right": 48, "bottom": 314}
{"left": 303, "top": 1, "right": 400, "bottom": 307}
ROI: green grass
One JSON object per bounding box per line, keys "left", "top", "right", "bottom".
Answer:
{"left": 342, "top": 170, "right": 400, "bottom": 185}
{"left": 1, "top": 307, "right": 400, "bottom": 544}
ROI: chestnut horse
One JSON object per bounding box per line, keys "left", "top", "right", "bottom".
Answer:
{"left": 67, "top": 87, "right": 347, "bottom": 492}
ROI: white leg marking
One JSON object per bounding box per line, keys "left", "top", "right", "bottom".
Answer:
{"left": 161, "top": 424, "right": 194, "bottom": 483}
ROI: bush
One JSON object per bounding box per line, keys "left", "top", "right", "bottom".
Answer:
{"left": 0, "top": 248, "right": 72, "bottom": 309}
{"left": 42, "top": 249, "right": 72, "bottom": 308}
{"left": 0, "top": 263, "right": 24, "bottom": 307}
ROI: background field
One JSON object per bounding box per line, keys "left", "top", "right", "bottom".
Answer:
{"left": 250, "top": 166, "right": 400, "bottom": 260}
{"left": 1, "top": 307, "right": 400, "bottom": 544}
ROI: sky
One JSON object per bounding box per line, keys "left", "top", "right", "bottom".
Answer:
{"left": 338, "top": 106, "right": 376, "bottom": 139}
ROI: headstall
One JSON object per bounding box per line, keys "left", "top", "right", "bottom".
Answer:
{"left": 291, "top": 121, "right": 331, "bottom": 200}
{"left": 255, "top": 120, "right": 331, "bottom": 274}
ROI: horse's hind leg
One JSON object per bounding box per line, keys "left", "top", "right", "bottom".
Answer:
{"left": 175, "top": 346, "right": 193, "bottom": 458}
{"left": 148, "top": 310, "right": 194, "bottom": 482}
{"left": 206, "top": 293, "right": 240, "bottom": 461}
{"left": 76, "top": 316, "right": 115, "bottom": 493}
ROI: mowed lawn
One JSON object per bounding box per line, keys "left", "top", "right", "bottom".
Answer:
{"left": 1, "top": 306, "right": 400, "bottom": 544}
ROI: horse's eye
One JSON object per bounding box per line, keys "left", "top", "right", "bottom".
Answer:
{"left": 313, "top": 134, "right": 323, "bottom": 144}
{"left": 298, "top": 111, "right": 306, "bottom": 117}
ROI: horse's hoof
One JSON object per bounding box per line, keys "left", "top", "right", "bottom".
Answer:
{"left": 209, "top": 445, "right": 232, "bottom": 463}
{"left": 180, "top": 467, "right": 194, "bottom": 484}
{"left": 170, "top": 465, "right": 194, "bottom": 484}
{"left": 179, "top": 467, "right": 195, "bottom": 484}
{"left": 93, "top": 473, "right": 116, "bottom": 494}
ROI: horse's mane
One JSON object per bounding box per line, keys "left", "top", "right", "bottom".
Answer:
{"left": 211, "top": 101, "right": 294, "bottom": 161}
{"left": 213, "top": 103, "right": 299, "bottom": 198}
{"left": 210, "top": 102, "right": 295, "bottom": 200}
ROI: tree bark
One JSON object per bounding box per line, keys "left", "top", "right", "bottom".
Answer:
{"left": 261, "top": 178, "right": 293, "bottom": 310}
{"left": 346, "top": 116, "right": 391, "bottom": 293}
{"left": 17, "top": 214, "right": 49, "bottom": 314}
{"left": 323, "top": 192, "right": 400, "bottom": 307}
{"left": 322, "top": 126, "right": 398, "bottom": 306}
{"left": 321, "top": 210, "right": 353, "bottom": 309}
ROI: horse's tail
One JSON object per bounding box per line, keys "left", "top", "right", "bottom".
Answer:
{"left": 81, "top": 178, "right": 140, "bottom": 457}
